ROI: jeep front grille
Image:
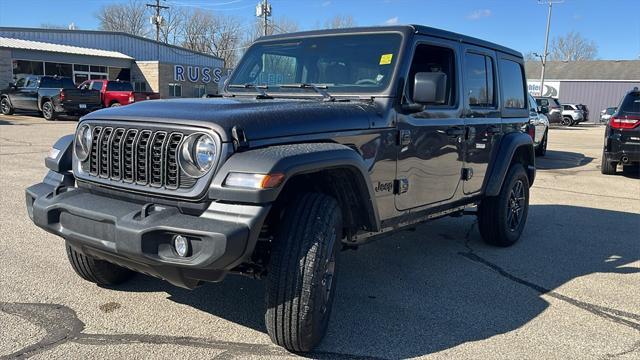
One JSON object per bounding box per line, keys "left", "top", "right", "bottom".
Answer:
{"left": 84, "top": 126, "right": 187, "bottom": 190}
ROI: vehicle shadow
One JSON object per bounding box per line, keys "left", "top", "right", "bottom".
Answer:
{"left": 113, "top": 205, "right": 639, "bottom": 359}
{"left": 536, "top": 150, "right": 594, "bottom": 170}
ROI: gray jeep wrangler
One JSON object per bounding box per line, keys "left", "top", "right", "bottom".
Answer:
{"left": 26, "top": 25, "right": 535, "bottom": 352}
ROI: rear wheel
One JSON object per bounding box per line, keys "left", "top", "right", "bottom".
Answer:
{"left": 110, "top": 102, "right": 121, "bottom": 107}
{"left": 42, "top": 100, "right": 57, "bottom": 121}
{"left": 535, "top": 131, "right": 547, "bottom": 157}
{"left": 478, "top": 163, "right": 530, "bottom": 247}
{"left": 600, "top": 151, "right": 617, "bottom": 175}
{"left": 265, "top": 193, "right": 342, "bottom": 352}
{"left": 0, "top": 97, "right": 14, "bottom": 115}
{"left": 66, "top": 243, "right": 135, "bottom": 285}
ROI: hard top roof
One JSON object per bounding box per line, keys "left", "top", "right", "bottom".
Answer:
{"left": 257, "top": 25, "right": 522, "bottom": 58}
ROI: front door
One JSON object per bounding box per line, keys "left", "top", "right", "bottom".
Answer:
{"left": 461, "top": 47, "right": 502, "bottom": 194}
{"left": 395, "top": 39, "right": 464, "bottom": 211}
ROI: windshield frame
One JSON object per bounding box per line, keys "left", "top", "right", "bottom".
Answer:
{"left": 225, "top": 30, "right": 409, "bottom": 99}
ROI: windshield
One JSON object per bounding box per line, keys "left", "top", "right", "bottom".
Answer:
{"left": 227, "top": 33, "right": 402, "bottom": 95}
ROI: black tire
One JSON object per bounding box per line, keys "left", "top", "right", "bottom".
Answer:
{"left": 265, "top": 193, "right": 342, "bottom": 352}
{"left": 42, "top": 100, "right": 57, "bottom": 121}
{"left": 478, "top": 163, "right": 530, "bottom": 247}
{"left": 110, "top": 102, "right": 121, "bottom": 107}
{"left": 535, "top": 131, "right": 547, "bottom": 157}
{"left": 561, "top": 116, "right": 572, "bottom": 126}
{"left": 600, "top": 151, "right": 617, "bottom": 175}
{"left": 1, "top": 97, "right": 14, "bottom": 115}
{"left": 66, "top": 243, "right": 135, "bottom": 285}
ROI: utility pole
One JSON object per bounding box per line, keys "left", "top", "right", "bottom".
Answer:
{"left": 147, "top": 0, "right": 169, "bottom": 42}
{"left": 538, "top": 0, "right": 562, "bottom": 97}
{"left": 256, "top": 0, "right": 272, "bottom": 36}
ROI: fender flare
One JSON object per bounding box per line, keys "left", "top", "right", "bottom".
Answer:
{"left": 209, "top": 142, "right": 380, "bottom": 229}
{"left": 484, "top": 132, "right": 536, "bottom": 197}
{"left": 45, "top": 134, "right": 74, "bottom": 173}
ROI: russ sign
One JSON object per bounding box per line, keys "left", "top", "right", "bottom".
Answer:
{"left": 174, "top": 65, "right": 223, "bottom": 84}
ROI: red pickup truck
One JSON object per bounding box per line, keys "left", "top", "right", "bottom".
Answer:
{"left": 79, "top": 80, "right": 159, "bottom": 108}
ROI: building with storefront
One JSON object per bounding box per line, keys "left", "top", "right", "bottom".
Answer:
{"left": 526, "top": 60, "right": 640, "bottom": 122}
{"left": 0, "top": 27, "right": 225, "bottom": 98}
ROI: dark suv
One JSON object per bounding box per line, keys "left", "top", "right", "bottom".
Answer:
{"left": 535, "top": 96, "right": 562, "bottom": 124}
{"left": 601, "top": 87, "right": 640, "bottom": 175}
{"left": 26, "top": 25, "right": 535, "bottom": 352}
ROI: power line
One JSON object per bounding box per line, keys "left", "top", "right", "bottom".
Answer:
{"left": 256, "top": 0, "right": 272, "bottom": 36}
{"left": 147, "top": 0, "right": 170, "bottom": 42}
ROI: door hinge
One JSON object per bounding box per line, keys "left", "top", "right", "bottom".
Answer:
{"left": 461, "top": 168, "right": 473, "bottom": 181}
{"left": 231, "top": 125, "right": 249, "bottom": 151}
{"left": 393, "top": 178, "right": 409, "bottom": 194}
{"left": 398, "top": 129, "right": 411, "bottom": 146}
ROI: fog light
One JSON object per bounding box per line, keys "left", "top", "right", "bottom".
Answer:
{"left": 173, "top": 235, "right": 190, "bottom": 257}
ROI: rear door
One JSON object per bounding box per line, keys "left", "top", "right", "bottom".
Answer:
{"left": 461, "top": 46, "right": 501, "bottom": 195}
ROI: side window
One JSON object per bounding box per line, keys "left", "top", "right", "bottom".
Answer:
{"left": 15, "top": 78, "right": 26, "bottom": 87}
{"left": 25, "top": 77, "right": 39, "bottom": 88}
{"left": 407, "top": 43, "right": 456, "bottom": 106}
{"left": 464, "top": 53, "right": 495, "bottom": 107}
{"left": 528, "top": 95, "right": 537, "bottom": 112}
{"left": 499, "top": 59, "right": 526, "bottom": 109}
{"left": 91, "top": 81, "right": 103, "bottom": 91}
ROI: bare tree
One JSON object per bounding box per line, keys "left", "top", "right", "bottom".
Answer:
{"left": 549, "top": 31, "right": 598, "bottom": 61}
{"left": 324, "top": 15, "right": 356, "bottom": 29}
{"left": 96, "top": 0, "right": 149, "bottom": 37}
{"left": 210, "top": 16, "right": 243, "bottom": 68}
{"left": 181, "top": 9, "right": 216, "bottom": 53}
{"left": 159, "top": 7, "right": 185, "bottom": 45}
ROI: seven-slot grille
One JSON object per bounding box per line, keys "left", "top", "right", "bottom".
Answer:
{"left": 86, "top": 126, "right": 187, "bottom": 190}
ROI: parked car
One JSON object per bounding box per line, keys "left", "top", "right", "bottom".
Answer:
{"left": 26, "top": 25, "right": 536, "bottom": 352}
{"left": 79, "top": 79, "right": 160, "bottom": 108}
{"left": 601, "top": 87, "right": 640, "bottom": 175}
{"left": 0, "top": 75, "right": 102, "bottom": 120}
{"left": 576, "top": 104, "right": 589, "bottom": 122}
{"left": 529, "top": 93, "right": 549, "bottom": 156}
{"left": 534, "top": 96, "right": 562, "bottom": 124}
{"left": 561, "top": 103, "right": 586, "bottom": 126}
{"left": 600, "top": 107, "right": 617, "bottom": 123}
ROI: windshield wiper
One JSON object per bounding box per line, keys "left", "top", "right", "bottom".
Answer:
{"left": 228, "top": 83, "right": 272, "bottom": 99}
{"left": 280, "top": 83, "right": 335, "bottom": 102}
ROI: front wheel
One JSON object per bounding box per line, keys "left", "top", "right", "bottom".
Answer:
{"left": 110, "top": 102, "right": 121, "bottom": 107}
{"left": 1, "top": 97, "right": 14, "bottom": 115}
{"left": 561, "top": 116, "right": 572, "bottom": 126}
{"left": 265, "top": 193, "right": 342, "bottom": 352}
{"left": 42, "top": 100, "right": 57, "bottom": 121}
{"left": 478, "top": 163, "right": 530, "bottom": 247}
{"left": 66, "top": 243, "right": 135, "bottom": 285}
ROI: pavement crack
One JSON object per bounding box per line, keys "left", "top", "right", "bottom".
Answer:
{"left": 457, "top": 250, "right": 640, "bottom": 332}
{"left": 532, "top": 185, "right": 637, "bottom": 201}
{"left": 601, "top": 340, "right": 640, "bottom": 359}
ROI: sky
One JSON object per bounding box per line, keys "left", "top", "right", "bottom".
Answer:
{"left": 0, "top": 0, "right": 639, "bottom": 60}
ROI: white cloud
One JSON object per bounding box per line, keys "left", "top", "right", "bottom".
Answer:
{"left": 384, "top": 16, "right": 399, "bottom": 25}
{"left": 322, "top": 1, "right": 331, "bottom": 7}
{"left": 466, "top": 9, "right": 492, "bottom": 20}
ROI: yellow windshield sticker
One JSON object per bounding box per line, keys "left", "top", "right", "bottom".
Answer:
{"left": 380, "top": 54, "right": 393, "bottom": 65}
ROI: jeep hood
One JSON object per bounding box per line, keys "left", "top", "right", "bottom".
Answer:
{"left": 83, "top": 97, "right": 378, "bottom": 142}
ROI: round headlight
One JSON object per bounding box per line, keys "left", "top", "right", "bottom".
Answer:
{"left": 195, "top": 135, "right": 216, "bottom": 171}
{"left": 179, "top": 133, "right": 217, "bottom": 178}
{"left": 74, "top": 124, "right": 92, "bottom": 161}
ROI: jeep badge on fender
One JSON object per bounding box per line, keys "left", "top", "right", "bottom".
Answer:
{"left": 26, "top": 25, "right": 535, "bottom": 353}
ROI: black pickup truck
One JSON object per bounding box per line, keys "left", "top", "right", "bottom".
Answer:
{"left": 26, "top": 25, "right": 535, "bottom": 352}
{"left": 0, "top": 75, "right": 102, "bottom": 120}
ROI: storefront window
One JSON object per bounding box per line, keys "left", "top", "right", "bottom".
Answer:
{"left": 74, "top": 64, "right": 89, "bottom": 72}
{"left": 90, "top": 65, "right": 107, "bottom": 73}
{"left": 74, "top": 73, "right": 89, "bottom": 86}
{"left": 45, "top": 62, "right": 73, "bottom": 77}
{"left": 168, "top": 83, "right": 182, "bottom": 97}
{"left": 13, "top": 60, "right": 44, "bottom": 76}
{"left": 134, "top": 81, "right": 147, "bottom": 92}
{"left": 194, "top": 85, "right": 206, "bottom": 98}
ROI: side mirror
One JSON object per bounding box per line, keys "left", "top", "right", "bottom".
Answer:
{"left": 538, "top": 105, "right": 549, "bottom": 114}
{"left": 412, "top": 72, "right": 447, "bottom": 104}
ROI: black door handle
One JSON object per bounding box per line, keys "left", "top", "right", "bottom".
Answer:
{"left": 446, "top": 127, "right": 465, "bottom": 137}
{"left": 486, "top": 125, "right": 501, "bottom": 135}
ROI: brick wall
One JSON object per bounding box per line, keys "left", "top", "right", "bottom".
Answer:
{"left": 0, "top": 49, "right": 13, "bottom": 88}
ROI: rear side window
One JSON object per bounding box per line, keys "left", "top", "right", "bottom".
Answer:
{"left": 464, "top": 53, "right": 495, "bottom": 107}
{"left": 499, "top": 59, "right": 526, "bottom": 109}
{"left": 619, "top": 91, "right": 640, "bottom": 114}
{"left": 106, "top": 82, "right": 133, "bottom": 91}
{"left": 40, "top": 77, "right": 61, "bottom": 88}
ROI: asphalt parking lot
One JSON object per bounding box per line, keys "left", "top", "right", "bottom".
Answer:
{"left": 0, "top": 114, "right": 638, "bottom": 359}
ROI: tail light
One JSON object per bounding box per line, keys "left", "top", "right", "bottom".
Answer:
{"left": 59, "top": 89, "right": 65, "bottom": 101}
{"left": 129, "top": 93, "right": 135, "bottom": 103}
{"left": 527, "top": 124, "right": 535, "bottom": 140}
{"left": 610, "top": 116, "right": 640, "bottom": 129}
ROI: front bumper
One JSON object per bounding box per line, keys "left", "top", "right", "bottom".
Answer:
{"left": 26, "top": 175, "right": 270, "bottom": 289}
